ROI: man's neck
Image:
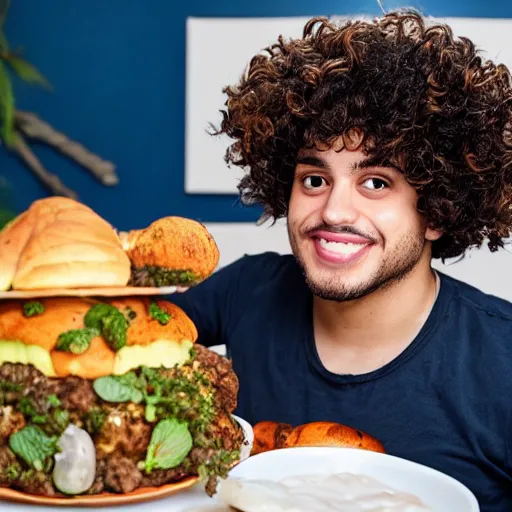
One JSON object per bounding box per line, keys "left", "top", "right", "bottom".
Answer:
{"left": 312, "top": 258, "right": 440, "bottom": 375}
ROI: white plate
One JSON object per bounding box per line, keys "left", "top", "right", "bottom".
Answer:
{"left": 0, "top": 286, "right": 188, "bottom": 299}
{"left": 221, "top": 446, "right": 479, "bottom": 512}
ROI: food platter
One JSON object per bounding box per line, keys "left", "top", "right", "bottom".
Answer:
{"left": 0, "top": 477, "right": 199, "bottom": 507}
{"left": 0, "top": 286, "right": 188, "bottom": 299}
{"left": 0, "top": 415, "right": 254, "bottom": 508}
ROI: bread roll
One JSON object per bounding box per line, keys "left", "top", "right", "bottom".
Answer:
{"left": 51, "top": 336, "right": 116, "bottom": 379}
{"left": 0, "top": 297, "right": 196, "bottom": 379}
{"left": 0, "top": 297, "right": 97, "bottom": 351}
{"left": 251, "top": 421, "right": 293, "bottom": 455}
{"left": 0, "top": 211, "right": 34, "bottom": 291}
{"left": 284, "top": 421, "right": 385, "bottom": 453}
{"left": 251, "top": 421, "right": 385, "bottom": 455}
{"left": 109, "top": 297, "right": 198, "bottom": 345}
{"left": 0, "top": 197, "right": 131, "bottom": 291}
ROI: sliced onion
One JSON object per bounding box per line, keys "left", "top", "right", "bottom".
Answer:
{"left": 52, "top": 424, "right": 96, "bottom": 495}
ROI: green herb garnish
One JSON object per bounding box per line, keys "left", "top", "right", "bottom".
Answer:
{"left": 84, "top": 303, "right": 128, "bottom": 351}
{"left": 149, "top": 302, "right": 171, "bottom": 325}
{"left": 18, "top": 397, "right": 47, "bottom": 424}
{"left": 22, "top": 301, "right": 45, "bottom": 317}
{"left": 93, "top": 374, "right": 144, "bottom": 403}
{"left": 84, "top": 407, "right": 106, "bottom": 434}
{"left": 47, "top": 394, "right": 61, "bottom": 407}
{"left": 56, "top": 327, "right": 98, "bottom": 354}
{"left": 144, "top": 418, "right": 193, "bottom": 472}
{"left": 9, "top": 426, "right": 58, "bottom": 471}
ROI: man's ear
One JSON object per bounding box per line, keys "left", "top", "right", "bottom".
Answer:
{"left": 425, "top": 226, "right": 443, "bottom": 242}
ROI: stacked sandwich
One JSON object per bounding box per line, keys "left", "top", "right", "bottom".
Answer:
{"left": 0, "top": 197, "right": 244, "bottom": 499}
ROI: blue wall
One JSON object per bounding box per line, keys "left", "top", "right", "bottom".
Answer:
{"left": 1, "top": 0, "right": 510, "bottom": 230}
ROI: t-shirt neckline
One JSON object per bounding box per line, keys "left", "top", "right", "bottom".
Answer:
{"left": 304, "top": 272, "right": 454, "bottom": 385}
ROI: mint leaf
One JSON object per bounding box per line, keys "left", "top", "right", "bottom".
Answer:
{"left": 9, "top": 426, "right": 58, "bottom": 469}
{"left": 93, "top": 374, "right": 143, "bottom": 403}
{"left": 144, "top": 418, "right": 193, "bottom": 472}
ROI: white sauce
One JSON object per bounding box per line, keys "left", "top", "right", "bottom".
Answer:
{"left": 217, "top": 472, "right": 432, "bottom": 512}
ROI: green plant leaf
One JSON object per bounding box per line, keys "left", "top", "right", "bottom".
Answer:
{"left": 0, "top": 60, "right": 15, "bottom": 146}
{"left": 0, "top": 1, "right": 10, "bottom": 29}
{"left": 5, "top": 55, "right": 51, "bottom": 89}
{"left": 144, "top": 418, "right": 193, "bottom": 472}
{"left": 0, "top": 31, "right": 9, "bottom": 53}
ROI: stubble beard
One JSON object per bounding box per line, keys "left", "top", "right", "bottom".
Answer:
{"left": 288, "top": 225, "right": 426, "bottom": 303}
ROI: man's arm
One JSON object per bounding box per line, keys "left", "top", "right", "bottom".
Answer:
{"left": 169, "top": 255, "right": 248, "bottom": 348}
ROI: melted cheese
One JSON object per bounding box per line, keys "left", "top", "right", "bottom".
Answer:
{"left": 113, "top": 339, "right": 193, "bottom": 375}
{"left": 0, "top": 339, "right": 56, "bottom": 376}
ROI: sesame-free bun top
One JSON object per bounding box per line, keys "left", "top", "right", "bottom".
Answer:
{"left": 0, "top": 297, "right": 197, "bottom": 379}
{"left": 0, "top": 197, "right": 131, "bottom": 291}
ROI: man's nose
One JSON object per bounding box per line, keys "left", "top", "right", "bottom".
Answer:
{"left": 321, "top": 182, "right": 359, "bottom": 226}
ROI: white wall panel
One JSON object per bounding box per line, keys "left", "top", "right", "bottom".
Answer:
{"left": 186, "top": 15, "right": 512, "bottom": 194}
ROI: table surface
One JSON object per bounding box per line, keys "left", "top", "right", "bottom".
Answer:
{"left": 1, "top": 483, "right": 222, "bottom": 512}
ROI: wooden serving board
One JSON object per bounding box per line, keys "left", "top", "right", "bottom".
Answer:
{"left": 0, "top": 286, "right": 189, "bottom": 299}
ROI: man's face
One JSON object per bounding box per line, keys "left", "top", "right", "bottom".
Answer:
{"left": 287, "top": 140, "right": 441, "bottom": 302}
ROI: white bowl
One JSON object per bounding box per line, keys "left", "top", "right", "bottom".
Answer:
{"left": 226, "top": 446, "right": 479, "bottom": 511}
{"left": 231, "top": 414, "right": 254, "bottom": 462}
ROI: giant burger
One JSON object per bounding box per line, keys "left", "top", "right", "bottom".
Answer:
{"left": 0, "top": 198, "right": 244, "bottom": 499}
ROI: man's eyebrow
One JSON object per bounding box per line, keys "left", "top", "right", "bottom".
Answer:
{"left": 350, "top": 158, "right": 399, "bottom": 173}
{"left": 295, "top": 155, "right": 329, "bottom": 168}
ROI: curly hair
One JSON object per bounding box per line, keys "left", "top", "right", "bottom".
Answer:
{"left": 215, "top": 10, "right": 512, "bottom": 259}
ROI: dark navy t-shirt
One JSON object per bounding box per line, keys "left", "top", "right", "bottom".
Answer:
{"left": 171, "top": 252, "right": 512, "bottom": 511}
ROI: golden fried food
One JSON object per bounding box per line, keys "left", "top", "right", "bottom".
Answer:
{"left": 124, "top": 216, "right": 219, "bottom": 287}
{"left": 251, "top": 420, "right": 386, "bottom": 455}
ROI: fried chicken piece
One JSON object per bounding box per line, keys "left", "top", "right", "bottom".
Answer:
{"left": 123, "top": 216, "right": 219, "bottom": 287}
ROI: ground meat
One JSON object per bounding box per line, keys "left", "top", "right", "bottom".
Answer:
{"left": 86, "top": 458, "right": 106, "bottom": 495}
{"left": 48, "top": 376, "right": 98, "bottom": 413}
{"left": 0, "top": 405, "right": 26, "bottom": 443}
{"left": 0, "top": 446, "right": 21, "bottom": 487}
{"left": 95, "top": 404, "right": 152, "bottom": 459}
{"left": 103, "top": 454, "right": 143, "bottom": 493}
{"left": 193, "top": 344, "right": 239, "bottom": 412}
{"left": 14, "top": 470, "right": 58, "bottom": 497}
{"left": 207, "top": 412, "right": 245, "bottom": 452}
{"left": 140, "top": 467, "right": 189, "bottom": 488}
{"left": 0, "top": 363, "right": 46, "bottom": 387}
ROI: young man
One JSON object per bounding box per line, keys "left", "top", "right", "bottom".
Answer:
{"left": 172, "top": 10, "right": 512, "bottom": 510}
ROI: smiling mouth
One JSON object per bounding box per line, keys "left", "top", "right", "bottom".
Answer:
{"left": 317, "top": 238, "right": 368, "bottom": 255}
{"left": 311, "top": 234, "right": 372, "bottom": 264}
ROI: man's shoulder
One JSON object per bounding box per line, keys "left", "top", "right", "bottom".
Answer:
{"left": 443, "top": 271, "right": 512, "bottom": 323}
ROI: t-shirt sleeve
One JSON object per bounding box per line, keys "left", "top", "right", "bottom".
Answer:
{"left": 168, "top": 255, "right": 249, "bottom": 348}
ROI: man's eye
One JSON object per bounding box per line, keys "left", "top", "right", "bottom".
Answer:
{"left": 303, "top": 176, "right": 326, "bottom": 189}
{"left": 362, "top": 178, "right": 388, "bottom": 190}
